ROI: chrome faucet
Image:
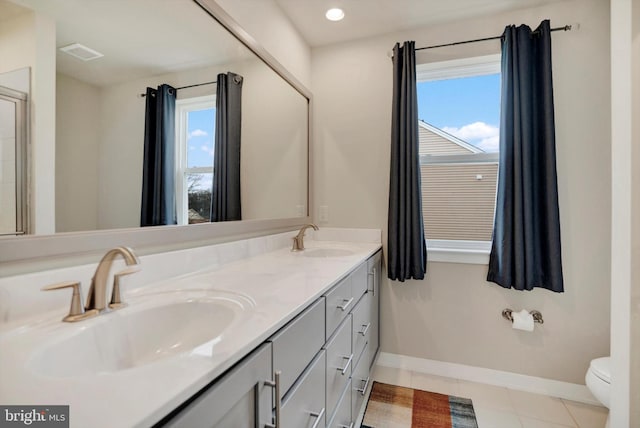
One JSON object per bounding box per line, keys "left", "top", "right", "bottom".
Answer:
{"left": 291, "top": 224, "right": 319, "bottom": 251}
{"left": 86, "top": 247, "right": 140, "bottom": 312}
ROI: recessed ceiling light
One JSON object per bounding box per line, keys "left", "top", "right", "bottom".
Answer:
{"left": 325, "top": 8, "right": 344, "bottom": 22}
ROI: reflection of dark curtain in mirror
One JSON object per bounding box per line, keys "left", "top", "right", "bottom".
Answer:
{"left": 140, "top": 84, "right": 177, "bottom": 227}
{"left": 211, "top": 72, "right": 243, "bottom": 222}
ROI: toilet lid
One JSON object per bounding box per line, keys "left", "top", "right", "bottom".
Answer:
{"left": 590, "top": 357, "right": 611, "bottom": 384}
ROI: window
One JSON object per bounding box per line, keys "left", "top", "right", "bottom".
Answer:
{"left": 175, "top": 95, "right": 216, "bottom": 225}
{"left": 417, "top": 55, "right": 500, "bottom": 262}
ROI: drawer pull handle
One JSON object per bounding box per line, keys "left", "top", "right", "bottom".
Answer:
{"left": 359, "top": 322, "right": 371, "bottom": 336}
{"left": 367, "top": 267, "right": 376, "bottom": 296}
{"left": 337, "top": 297, "right": 354, "bottom": 311}
{"left": 356, "top": 376, "right": 371, "bottom": 396}
{"left": 309, "top": 407, "right": 325, "bottom": 428}
{"left": 264, "top": 370, "right": 281, "bottom": 428}
{"left": 337, "top": 353, "right": 354, "bottom": 375}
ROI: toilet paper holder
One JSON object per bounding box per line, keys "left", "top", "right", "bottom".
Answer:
{"left": 502, "top": 309, "right": 544, "bottom": 324}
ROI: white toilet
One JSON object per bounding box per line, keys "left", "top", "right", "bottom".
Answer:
{"left": 585, "top": 356, "right": 611, "bottom": 427}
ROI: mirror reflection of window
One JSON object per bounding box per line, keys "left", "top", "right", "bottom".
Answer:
{"left": 175, "top": 96, "right": 216, "bottom": 225}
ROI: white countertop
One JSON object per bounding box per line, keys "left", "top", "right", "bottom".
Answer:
{"left": 0, "top": 235, "right": 381, "bottom": 427}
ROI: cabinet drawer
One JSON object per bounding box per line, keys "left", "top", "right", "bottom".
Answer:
{"left": 367, "top": 293, "right": 379, "bottom": 370}
{"left": 351, "top": 293, "right": 372, "bottom": 361}
{"left": 366, "top": 251, "right": 382, "bottom": 369}
{"left": 327, "top": 379, "right": 352, "bottom": 428}
{"left": 269, "top": 297, "right": 325, "bottom": 399}
{"left": 366, "top": 251, "right": 382, "bottom": 297}
{"left": 324, "top": 315, "right": 353, "bottom": 419}
{"left": 350, "top": 262, "right": 368, "bottom": 302}
{"left": 351, "top": 346, "right": 371, "bottom": 423}
{"left": 281, "top": 350, "right": 326, "bottom": 428}
{"left": 324, "top": 276, "right": 353, "bottom": 340}
{"left": 163, "top": 343, "right": 273, "bottom": 427}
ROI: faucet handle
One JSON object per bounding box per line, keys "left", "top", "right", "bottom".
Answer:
{"left": 42, "top": 281, "right": 99, "bottom": 322}
{"left": 109, "top": 266, "right": 140, "bottom": 310}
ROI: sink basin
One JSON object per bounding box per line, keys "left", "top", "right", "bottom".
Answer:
{"left": 303, "top": 248, "right": 354, "bottom": 258}
{"left": 28, "top": 292, "right": 250, "bottom": 377}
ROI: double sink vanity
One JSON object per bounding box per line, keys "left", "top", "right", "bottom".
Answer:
{"left": 0, "top": 228, "right": 382, "bottom": 427}
{"left": 0, "top": 0, "right": 381, "bottom": 425}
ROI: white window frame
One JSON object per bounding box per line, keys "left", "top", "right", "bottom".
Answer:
{"left": 417, "top": 54, "right": 501, "bottom": 264}
{"left": 175, "top": 95, "right": 216, "bottom": 225}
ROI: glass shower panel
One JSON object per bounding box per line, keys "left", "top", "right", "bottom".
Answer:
{"left": 0, "top": 85, "right": 27, "bottom": 236}
{"left": 0, "top": 97, "right": 17, "bottom": 235}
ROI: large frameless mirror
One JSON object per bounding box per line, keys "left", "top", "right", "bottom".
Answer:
{"left": 0, "top": 0, "right": 309, "bottom": 238}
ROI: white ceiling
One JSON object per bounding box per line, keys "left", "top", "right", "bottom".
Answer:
{"left": 274, "top": 0, "right": 571, "bottom": 47}
{"left": 2, "top": 0, "right": 573, "bottom": 86}
{"left": 5, "top": 0, "right": 255, "bottom": 87}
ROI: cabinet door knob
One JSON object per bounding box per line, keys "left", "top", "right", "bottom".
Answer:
{"left": 337, "top": 354, "right": 353, "bottom": 375}
{"left": 337, "top": 297, "right": 354, "bottom": 311}
{"left": 356, "top": 376, "right": 371, "bottom": 396}
{"left": 264, "top": 370, "right": 281, "bottom": 428}
{"left": 309, "top": 407, "right": 325, "bottom": 428}
{"left": 359, "top": 322, "right": 371, "bottom": 337}
{"left": 367, "top": 267, "right": 376, "bottom": 296}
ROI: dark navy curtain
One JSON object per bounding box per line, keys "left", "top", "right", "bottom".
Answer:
{"left": 487, "top": 20, "right": 564, "bottom": 292}
{"left": 211, "top": 72, "right": 243, "bottom": 222}
{"left": 387, "top": 41, "right": 427, "bottom": 281}
{"left": 140, "top": 84, "right": 177, "bottom": 227}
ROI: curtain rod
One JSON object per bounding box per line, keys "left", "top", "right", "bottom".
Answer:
{"left": 415, "top": 24, "right": 572, "bottom": 52}
{"left": 139, "top": 80, "right": 217, "bottom": 97}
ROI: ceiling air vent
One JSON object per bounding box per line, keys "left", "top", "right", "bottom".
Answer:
{"left": 59, "top": 43, "right": 104, "bottom": 61}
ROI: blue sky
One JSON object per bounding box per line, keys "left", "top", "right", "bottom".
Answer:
{"left": 187, "top": 108, "right": 215, "bottom": 168}
{"left": 184, "top": 74, "right": 500, "bottom": 163}
{"left": 417, "top": 73, "right": 501, "bottom": 152}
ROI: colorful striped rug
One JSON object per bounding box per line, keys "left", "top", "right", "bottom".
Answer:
{"left": 361, "top": 382, "right": 478, "bottom": 428}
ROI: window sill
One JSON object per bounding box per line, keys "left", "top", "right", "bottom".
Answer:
{"left": 426, "top": 240, "right": 490, "bottom": 265}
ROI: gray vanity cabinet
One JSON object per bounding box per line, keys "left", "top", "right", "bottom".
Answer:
{"left": 327, "top": 379, "right": 352, "bottom": 428}
{"left": 163, "top": 343, "right": 273, "bottom": 427}
{"left": 366, "top": 250, "right": 382, "bottom": 369}
{"left": 351, "top": 294, "right": 372, "bottom": 365}
{"left": 269, "top": 297, "right": 325, "bottom": 400}
{"left": 324, "top": 274, "right": 354, "bottom": 340}
{"left": 350, "top": 263, "right": 368, "bottom": 305}
{"left": 280, "top": 350, "right": 326, "bottom": 428}
{"left": 351, "top": 345, "right": 371, "bottom": 423}
{"left": 162, "top": 249, "right": 382, "bottom": 428}
{"left": 324, "top": 315, "right": 353, "bottom": 419}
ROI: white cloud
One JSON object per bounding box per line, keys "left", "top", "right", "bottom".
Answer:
{"left": 201, "top": 144, "right": 214, "bottom": 157}
{"left": 442, "top": 121, "right": 499, "bottom": 152}
{"left": 189, "top": 129, "right": 208, "bottom": 139}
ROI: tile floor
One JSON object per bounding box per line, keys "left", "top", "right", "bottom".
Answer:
{"left": 370, "top": 365, "right": 608, "bottom": 428}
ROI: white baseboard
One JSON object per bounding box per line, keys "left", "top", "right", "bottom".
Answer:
{"left": 376, "top": 352, "right": 600, "bottom": 406}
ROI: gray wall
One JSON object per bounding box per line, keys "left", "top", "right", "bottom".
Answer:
{"left": 311, "top": 0, "right": 611, "bottom": 384}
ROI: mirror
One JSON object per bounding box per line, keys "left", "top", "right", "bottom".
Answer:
{"left": 0, "top": 67, "right": 29, "bottom": 236}
{"left": 0, "top": 0, "right": 309, "bottom": 236}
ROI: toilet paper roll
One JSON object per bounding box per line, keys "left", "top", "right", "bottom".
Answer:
{"left": 512, "top": 309, "right": 535, "bottom": 331}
